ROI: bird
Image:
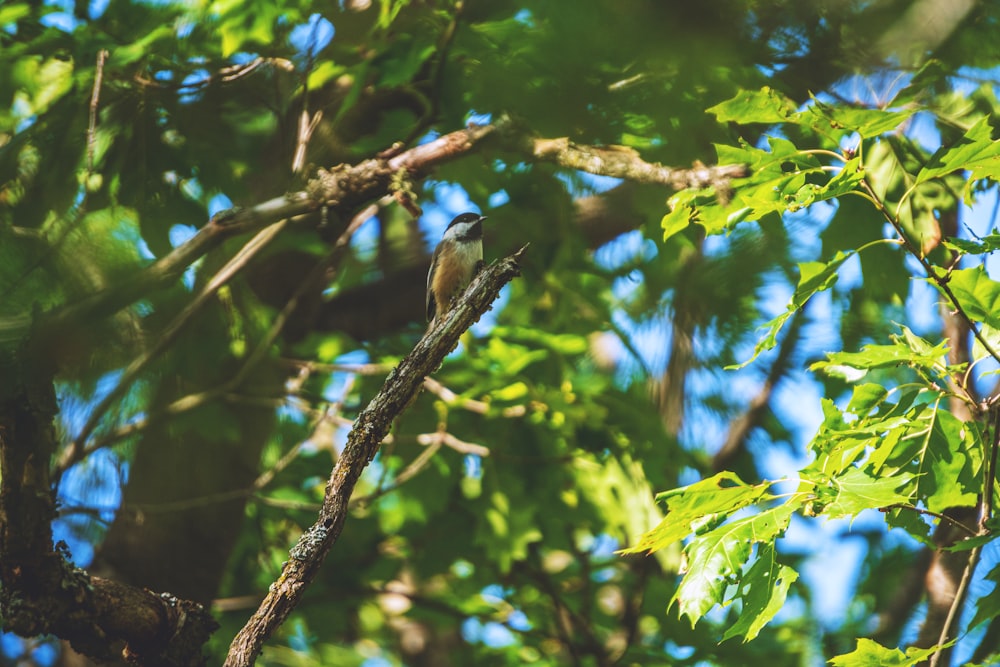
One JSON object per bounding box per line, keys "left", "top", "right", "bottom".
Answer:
{"left": 426, "top": 212, "right": 486, "bottom": 328}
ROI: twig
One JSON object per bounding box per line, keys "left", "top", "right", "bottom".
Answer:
{"left": 422, "top": 376, "right": 528, "bottom": 417}
{"left": 232, "top": 203, "right": 376, "bottom": 389}
{"left": 116, "top": 403, "right": 339, "bottom": 515}
{"left": 280, "top": 359, "right": 396, "bottom": 376}
{"left": 253, "top": 406, "right": 338, "bottom": 492}
{"left": 223, "top": 246, "right": 527, "bottom": 667}
{"left": 64, "top": 204, "right": 376, "bottom": 467}
{"left": 880, "top": 504, "right": 979, "bottom": 537}
{"left": 417, "top": 430, "right": 490, "bottom": 457}
{"left": 983, "top": 406, "right": 1000, "bottom": 529}
{"left": 860, "top": 177, "right": 1000, "bottom": 372}
{"left": 349, "top": 438, "right": 442, "bottom": 510}
{"left": 291, "top": 36, "right": 322, "bottom": 174}
{"left": 292, "top": 109, "right": 323, "bottom": 174}
{"left": 523, "top": 136, "right": 748, "bottom": 189}
{"left": 87, "top": 50, "right": 108, "bottom": 173}
{"left": 132, "top": 56, "right": 287, "bottom": 90}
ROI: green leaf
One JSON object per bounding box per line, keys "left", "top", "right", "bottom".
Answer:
{"left": 673, "top": 504, "right": 794, "bottom": 626}
{"left": 113, "top": 25, "right": 175, "bottom": 66}
{"left": 797, "top": 99, "right": 915, "bottom": 138}
{"left": 942, "top": 230, "right": 1000, "bottom": 255}
{"left": 624, "top": 472, "right": 769, "bottom": 554}
{"left": 868, "top": 396, "right": 981, "bottom": 513}
{"left": 811, "top": 467, "right": 914, "bottom": 518}
{"left": 707, "top": 86, "right": 797, "bottom": 124}
{"left": 969, "top": 562, "right": 1000, "bottom": 629}
{"left": 732, "top": 250, "right": 851, "bottom": 368}
{"left": 972, "top": 322, "right": 1000, "bottom": 365}
{"left": 932, "top": 266, "right": 1000, "bottom": 331}
{"left": 721, "top": 543, "right": 799, "bottom": 642}
{"left": 919, "top": 409, "right": 982, "bottom": 512}
{"left": 810, "top": 325, "right": 951, "bottom": 380}
{"left": 0, "top": 3, "right": 29, "bottom": 24}
{"left": 805, "top": 386, "right": 948, "bottom": 482}
{"left": 917, "top": 116, "right": 1000, "bottom": 191}
{"left": 939, "top": 530, "right": 997, "bottom": 552}
{"left": 12, "top": 56, "right": 74, "bottom": 117}
{"left": 884, "top": 507, "right": 934, "bottom": 546}
{"left": 818, "top": 157, "right": 865, "bottom": 199}
{"left": 829, "top": 638, "right": 942, "bottom": 667}
{"left": 661, "top": 199, "right": 692, "bottom": 241}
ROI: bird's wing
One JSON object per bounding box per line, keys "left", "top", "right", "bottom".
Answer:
{"left": 426, "top": 246, "right": 440, "bottom": 322}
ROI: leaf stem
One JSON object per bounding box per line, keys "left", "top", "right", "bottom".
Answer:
{"left": 800, "top": 148, "right": 848, "bottom": 162}
{"left": 880, "top": 504, "right": 978, "bottom": 537}
{"left": 860, "top": 177, "right": 1000, "bottom": 374}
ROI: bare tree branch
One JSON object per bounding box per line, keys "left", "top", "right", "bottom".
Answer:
{"left": 1, "top": 121, "right": 744, "bottom": 352}
{"left": 523, "top": 136, "right": 747, "bottom": 189}
{"left": 223, "top": 247, "right": 527, "bottom": 667}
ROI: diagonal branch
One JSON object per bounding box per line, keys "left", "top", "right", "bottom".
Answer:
{"left": 860, "top": 177, "right": 1000, "bottom": 373}
{"left": 223, "top": 246, "right": 528, "bottom": 667}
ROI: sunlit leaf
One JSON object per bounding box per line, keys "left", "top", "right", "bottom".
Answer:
{"left": 673, "top": 504, "right": 794, "bottom": 626}
{"left": 829, "top": 638, "right": 943, "bottom": 667}
{"left": 810, "top": 325, "right": 951, "bottom": 380}
{"left": 661, "top": 198, "right": 693, "bottom": 241}
{"left": 623, "top": 472, "right": 770, "bottom": 554}
{"left": 943, "top": 231, "right": 1000, "bottom": 255}
{"left": 919, "top": 408, "right": 982, "bottom": 512}
{"left": 733, "top": 250, "right": 851, "bottom": 368}
{"left": 797, "top": 98, "right": 914, "bottom": 138}
{"left": 917, "top": 116, "right": 1000, "bottom": 192}
{"left": 721, "top": 543, "right": 799, "bottom": 642}
{"left": 933, "top": 266, "right": 1000, "bottom": 331}
{"left": 12, "top": 56, "right": 74, "bottom": 117}
{"left": 807, "top": 467, "right": 914, "bottom": 518}
{"left": 0, "top": 3, "right": 29, "bottom": 24}
{"left": 707, "top": 86, "right": 797, "bottom": 124}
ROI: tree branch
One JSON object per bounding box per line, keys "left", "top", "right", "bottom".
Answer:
{"left": 0, "top": 340, "right": 217, "bottom": 666}
{"left": 223, "top": 247, "right": 527, "bottom": 667}
{"left": 2, "top": 121, "right": 744, "bottom": 352}
{"left": 522, "top": 136, "right": 747, "bottom": 188}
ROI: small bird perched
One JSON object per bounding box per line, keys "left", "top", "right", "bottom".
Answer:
{"left": 426, "top": 212, "right": 486, "bottom": 328}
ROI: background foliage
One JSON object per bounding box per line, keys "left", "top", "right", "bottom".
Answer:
{"left": 2, "top": 0, "right": 1000, "bottom": 666}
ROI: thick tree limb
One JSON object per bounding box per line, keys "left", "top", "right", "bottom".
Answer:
{"left": 0, "top": 123, "right": 494, "bottom": 348}
{"left": 223, "top": 247, "right": 527, "bottom": 667}
{"left": 523, "top": 136, "right": 747, "bottom": 189}
{"left": 0, "top": 122, "right": 743, "bottom": 350}
{"left": 0, "top": 340, "right": 217, "bottom": 666}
